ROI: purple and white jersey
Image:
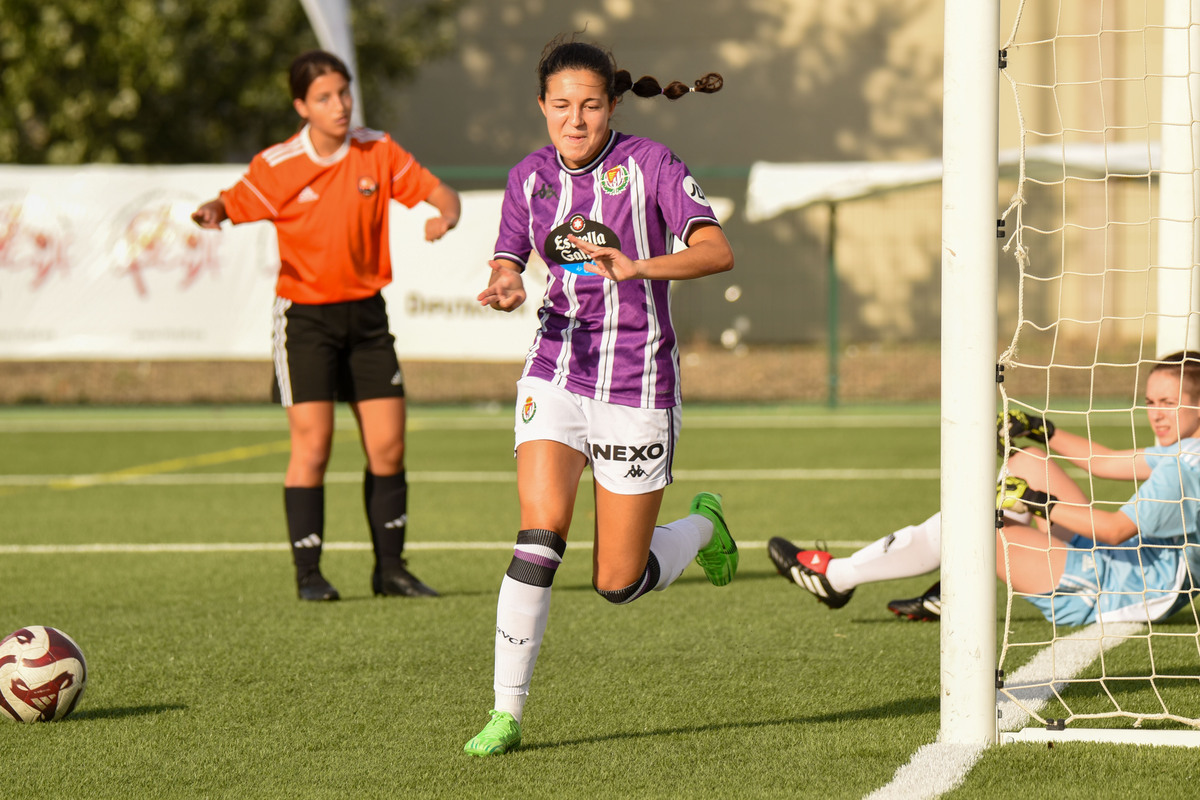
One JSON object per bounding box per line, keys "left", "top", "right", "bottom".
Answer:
{"left": 494, "top": 131, "right": 720, "bottom": 409}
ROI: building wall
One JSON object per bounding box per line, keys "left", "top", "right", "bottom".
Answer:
{"left": 370, "top": 1, "right": 1165, "bottom": 350}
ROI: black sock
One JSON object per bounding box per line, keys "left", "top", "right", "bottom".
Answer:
{"left": 284, "top": 486, "right": 324, "bottom": 575}
{"left": 365, "top": 470, "right": 407, "bottom": 572}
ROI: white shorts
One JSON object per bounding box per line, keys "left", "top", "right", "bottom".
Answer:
{"left": 513, "top": 376, "right": 679, "bottom": 495}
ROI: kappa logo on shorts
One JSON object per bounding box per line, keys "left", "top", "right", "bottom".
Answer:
{"left": 521, "top": 396, "right": 536, "bottom": 423}
{"left": 623, "top": 465, "right": 648, "bottom": 479}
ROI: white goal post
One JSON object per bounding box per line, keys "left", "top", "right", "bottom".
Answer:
{"left": 940, "top": 0, "right": 1000, "bottom": 749}
{"left": 945, "top": 0, "right": 1200, "bottom": 748}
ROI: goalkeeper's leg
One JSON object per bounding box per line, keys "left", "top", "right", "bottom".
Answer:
{"left": 822, "top": 512, "right": 943, "bottom": 593}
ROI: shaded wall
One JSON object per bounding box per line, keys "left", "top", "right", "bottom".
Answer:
{"left": 371, "top": 0, "right": 946, "bottom": 347}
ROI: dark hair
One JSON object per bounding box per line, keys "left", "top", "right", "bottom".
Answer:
{"left": 1151, "top": 351, "right": 1200, "bottom": 400}
{"left": 289, "top": 50, "right": 352, "bottom": 102}
{"left": 536, "top": 36, "right": 722, "bottom": 102}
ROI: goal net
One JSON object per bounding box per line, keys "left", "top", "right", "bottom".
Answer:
{"left": 994, "top": 0, "right": 1200, "bottom": 745}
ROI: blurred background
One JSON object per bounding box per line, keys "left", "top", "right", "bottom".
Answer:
{"left": 0, "top": 1, "right": 1163, "bottom": 406}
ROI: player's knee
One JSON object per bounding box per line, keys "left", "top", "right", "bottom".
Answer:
{"left": 506, "top": 529, "right": 566, "bottom": 587}
{"left": 367, "top": 442, "right": 404, "bottom": 474}
{"left": 288, "top": 446, "right": 331, "bottom": 480}
{"left": 593, "top": 554, "right": 660, "bottom": 605}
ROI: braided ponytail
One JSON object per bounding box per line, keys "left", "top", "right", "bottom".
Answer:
{"left": 616, "top": 71, "right": 724, "bottom": 101}
{"left": 537, "top": 35, "right": 724, "bottom": 103}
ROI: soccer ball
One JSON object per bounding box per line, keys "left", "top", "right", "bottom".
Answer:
{"left": 0, "top": 626, "right": 88, "bottom": 723}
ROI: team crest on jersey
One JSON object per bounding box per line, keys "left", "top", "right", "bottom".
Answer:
{"left": 521, "top": 396, "right": 536, "bottom": 423}
{"left": 600, "top": 165, "right": 629, "bottom": 195}
{"left": 358, "top": 177, "right": 378, "bottom": 197}
{"left": 543, "top": 214, "right": 621, "bottom": 276}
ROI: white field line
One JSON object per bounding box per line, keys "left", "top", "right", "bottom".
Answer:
{"left": 0, "top": 539, "right": 872, "bottom": 555}
{"left": 0, "top": 410, "right": 1138, "bottom": 434}
{"left": 0, "top": 413, "right": 941, "bottom": 433}
{"left": 0, "top": 467, "right": 938, "bottom": 488}
{"left": 866, "top": 622, "right": 1144, "bottom": 800}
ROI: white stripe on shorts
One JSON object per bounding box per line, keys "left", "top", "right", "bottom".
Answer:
{"left": 271, "top": 297, "right": 293, "bottom": 408}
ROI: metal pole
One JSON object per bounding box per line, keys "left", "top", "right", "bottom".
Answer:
{"left": 827, "top": 202, "right": 840, "bottom": 409}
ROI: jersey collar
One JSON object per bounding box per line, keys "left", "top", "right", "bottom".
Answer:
{"left": 299, "top": 124, "right": 350, "bottom": 166}
{"left": 556, "top": 130, "right": 618, "bottom": 175}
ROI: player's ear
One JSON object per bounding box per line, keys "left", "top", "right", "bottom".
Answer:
{"left": 293, "top": 97, "right": 309, "bottom": 120}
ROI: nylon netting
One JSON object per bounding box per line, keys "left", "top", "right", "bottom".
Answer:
{"left": 995, "top": 0, "right": 1200, "bottom": 734}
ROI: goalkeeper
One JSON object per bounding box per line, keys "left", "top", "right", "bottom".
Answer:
{"left": 768, "top": 351, "right": 1200, "bottom": 625}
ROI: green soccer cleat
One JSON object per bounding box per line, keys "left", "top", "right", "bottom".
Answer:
{"left": 691, "top": 492, "right": 738, "bottom": 587}
{"left": 463, "top": 710, "right": 522, "bottom": 757}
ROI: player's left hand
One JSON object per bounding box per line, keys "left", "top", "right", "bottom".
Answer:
{"left": 425, "top": 215, "right": 455, "bottom": 242}
{"left": 997, "top": 409, "right": 1056, "bottom": 454}
{"left": 997, "top": 476, "right": 1056, "bottom": 519}
{"left": 568, "top": 234, "right": 639, "bottom": 281}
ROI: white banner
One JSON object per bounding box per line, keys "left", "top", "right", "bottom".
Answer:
{"left": 0, "top": 166, "right": 542, "bottom": 361}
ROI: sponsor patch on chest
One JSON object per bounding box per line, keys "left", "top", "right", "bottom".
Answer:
{"left": 543, "top": 214, "right": 621, "bottom": 276}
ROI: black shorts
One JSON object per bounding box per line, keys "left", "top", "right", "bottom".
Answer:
{"left": 270, "top": 293, "right": 405, "bottom": 407}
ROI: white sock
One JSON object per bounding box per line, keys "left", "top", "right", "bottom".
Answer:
{"left": 824, "top": 512, "right": 941, "bottom": 593}
{"left": 492, "top": 575, "right": 552, "bottom": 723}
{"left": 649, "top": 514, "right": 712, "bottom": 590}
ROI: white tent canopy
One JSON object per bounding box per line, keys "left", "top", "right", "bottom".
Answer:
{"left": 745, "top": 142, "right": 1162, "bottom": 222}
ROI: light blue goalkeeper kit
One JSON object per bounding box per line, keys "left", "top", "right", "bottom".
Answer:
{"left": 1026, "top": 438, "right": 1200, "bottom": 625}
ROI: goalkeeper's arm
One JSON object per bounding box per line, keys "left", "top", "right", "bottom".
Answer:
{"left": 999, "top": 410, "right": 1150, "bottom": 481}
{"left": 998, "top": 477, "right": 1138, "bottom": 544}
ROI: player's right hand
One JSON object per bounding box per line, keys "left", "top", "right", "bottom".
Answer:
{"left": 190, "top": 199, "right": 228, "bottom": 229}
{"left": 997, "top": 409, "right": 1056, "bottom": 453}
{"left": 997, "top": 476, "right": 1055, "bottom": 519}
{"left": 478, "top": 260, "right": 526, "bottom": 312}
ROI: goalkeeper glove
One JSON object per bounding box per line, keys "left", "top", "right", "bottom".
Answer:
{"left": 997, "top": 476, "right": 1056, "bottom": 519}
{"left": 997, "top": 409, "right": 1056, "bottom": 453}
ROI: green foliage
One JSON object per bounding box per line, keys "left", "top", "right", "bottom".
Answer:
{"left": 0, "top": 0, "right": 460, "bottom": 164}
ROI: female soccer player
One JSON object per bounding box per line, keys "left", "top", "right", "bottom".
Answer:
{"left": 769, "top": 352, "right": 1200, "bottom": 627}
{"left": 191, "top": 50, "right": 460, "bottom": 602}
{"left": 462, "top": 37, "right": 737, "bottom": 757}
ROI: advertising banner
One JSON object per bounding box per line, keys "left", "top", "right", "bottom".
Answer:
{"left": 0, "top": 166, "right": 544, "bottom": 362}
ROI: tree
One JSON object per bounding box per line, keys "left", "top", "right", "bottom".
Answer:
{"left": 0, "top": 0, "right": 461, "bottom": 164}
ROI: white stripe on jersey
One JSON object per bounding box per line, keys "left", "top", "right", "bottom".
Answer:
{"left": 352, "top": 127, "right": 386, "bottom": 143}
{"left": 523, "top": 172, "right": 540, "bottom": 258}
{"left": 550, "top": 171, "right": 579, "bottom": 389}
{"left": 392, "top": 154, "right": 415, "bottom": 183}
{"left": 239, "top": 178, "right": 280, "bottom": 218}
{"left": 262, "top": 139, "right": 306, "bottom": 167}
{"left": 626, "top": 160, "right": 662, "bottom": 407}
{"left": 271, "top": 297, "right": 294, "bottom": 407}
{"left": 555, "top": 272, "right": 581, "bottom": 388}
{"left": 523, "top": 273, "right": 555, "bottom": 378}
{"left": 628, "top": 158, "right": 651, "bottom": 261}
{"left": 592, "top": 169, "right": 618, "bottom": 403}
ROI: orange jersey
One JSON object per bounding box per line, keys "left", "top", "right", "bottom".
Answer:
{"left": 220, "top": 126, "right": 440, "bottom": 304}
